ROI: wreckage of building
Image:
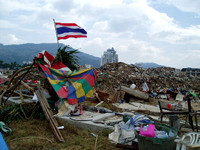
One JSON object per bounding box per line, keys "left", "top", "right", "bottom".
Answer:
{"left": 0, "top": 51, "right": 200, "bottom": 150}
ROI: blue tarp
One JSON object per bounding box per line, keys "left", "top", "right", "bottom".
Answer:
{"left": 0, "top": 132, "right": 9, "bottom": 150}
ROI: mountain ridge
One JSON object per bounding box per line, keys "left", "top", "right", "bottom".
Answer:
{"left": 0, "top": 43, "right": 101, "bottom": 68}
{"left": 135, "top": 62, "right": 166, "bottom": 69}
{"left": 0, "top": 43, "right": 170, "bottom": 69}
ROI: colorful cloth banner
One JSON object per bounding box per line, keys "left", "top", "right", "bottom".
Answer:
{"left": 55, "top": 22, "right": 87, "bottom": 40}
{"left": 34, "top": 50, "right": 97, "bottom": 104}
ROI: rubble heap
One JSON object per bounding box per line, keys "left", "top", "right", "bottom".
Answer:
{"left": 96, "top": 62, "right": 200, "bottom": 96}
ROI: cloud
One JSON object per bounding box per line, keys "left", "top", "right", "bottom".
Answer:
{"left": 0, "top": 0, "right": 41, "bottom": 16}
{"left": 9, "top": 34, "right": 23, "bottom": 43}
{"left": 52, "top": 0, "right": 75, "bottom": 12}
{"left": 75, "top": 0, "right": 123, "bottom": 8}
{"left": 152, "top": 25, "right": 200, "bottom": 44}
{"left": 172, "top": 49, "right": 200, "bottom": 68}
{"left": 0, "top": 20, "right": 18, "bottom": 28}
{"left": 116, "top": 39, "right": 167, "bottom": 64}
{"left": 132, "top": 1, "right": 200, "bottom": 44}
{"left": 0, "top": 0, "right": 200, "bottom": 68}
{"left": 158, "top": 0, "right": 200, "bottom": 14}
{"left": 0, "top": 34, "right": 25, "bottom": 44}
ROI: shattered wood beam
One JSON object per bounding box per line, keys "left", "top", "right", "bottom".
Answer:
{"left": 21, "top": 81, "right": 34, "bottom": 93}
{"left": 13, "top": 91, "right": 33, "bottom": 98}
{"left": 0, "top": 84, "right": 23, "bottom": 105}
{"left": 19, "top": 85, "right": 24, "bottom": 103}
{"left": 36, "top": 90, "right": 64, "bottom": 142}
{"left": 10, "top": 72, "right": 28, "bottom": 84}
{"left": 38, "top": 88, "right": 56, "bottom": 120}
{"left": 7, "top": 66, "right": 34, "bottom": 88}
{"left": 0, "top": 84, "right": 16, "bottom": 105}
{"left": 121, "top": 86, "right": 149, "bottom": 101}
{"left": 35, "top": 87, "right": 64, "bottom": 142}
{"left": 3, "top": 64, "right": 34, "bottom": 105}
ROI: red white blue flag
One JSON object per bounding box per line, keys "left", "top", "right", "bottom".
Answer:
{"left": 55, "top": 22, "right": 87, "bottom": 40}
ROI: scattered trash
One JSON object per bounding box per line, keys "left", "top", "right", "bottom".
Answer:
{"left": 0, "top": 121, "right": 12, "bottom": 133}
{"left": 137, "top": 123, "right": 177, "bottom": 150}
{"left": 0, "top": 54, "right": 200, "bottom": 149}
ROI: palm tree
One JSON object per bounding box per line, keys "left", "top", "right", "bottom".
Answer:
{"left": 55, "top": 45, "right": 80, "bottom": 71}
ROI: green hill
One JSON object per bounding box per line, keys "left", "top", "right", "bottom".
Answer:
{"left": 0, "top": 43, "right": 100, "bottom": 68}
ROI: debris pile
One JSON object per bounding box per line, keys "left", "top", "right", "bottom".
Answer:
{"left": 97, "top": 62, "right": 144, "bottom": 93}
{"left": 96, "top": 62, "right": 200, "bottom": 99}
{"left": 1, "top": 57, "right": 200, "bottom": 149}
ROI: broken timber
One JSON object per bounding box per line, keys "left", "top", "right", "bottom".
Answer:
{"left": 1, "top": 64, "right": 34, "bottom": 105}
{"left": 35, "top": 86, "right": 65, "bottom": 142}
{"left": 121, "top": 86, "right": 149, "bottom": 101}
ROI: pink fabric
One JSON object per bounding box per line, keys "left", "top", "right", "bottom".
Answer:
{"left": 140, "top": 124, "right": 156, "bottom": 138}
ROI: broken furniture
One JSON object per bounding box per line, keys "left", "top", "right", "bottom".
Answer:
{"left": 175, "top": 132, "right": 200, "bottom": 150}
{"left": 158, "top": 95, "right": 198, "bottom": 132}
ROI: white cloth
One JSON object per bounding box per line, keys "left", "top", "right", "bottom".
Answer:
{"left": 142, "top": 82, "right": 149, "bottom": 92}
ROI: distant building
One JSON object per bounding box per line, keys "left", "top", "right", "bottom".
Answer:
{"left": 101, "top": 47, "right": 118, "bottom": 66}
{"left": 181, "top": 68, "right": 200, "bottom": 77}
{"left": 78, "top": 64, "right": 92, "bottom": 69}
{"left": 0, "top": 69, "right": 3, "bottom": 75}
{"left": 85, "top": 64, "right": 91, "bottom": 68}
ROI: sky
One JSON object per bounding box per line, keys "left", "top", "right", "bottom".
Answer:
{"left": 0, "top": 0, "right": 200, "bottom": 68}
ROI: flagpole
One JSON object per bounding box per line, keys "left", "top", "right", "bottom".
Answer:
{"left": 53, "top": 19, "right": 63, "bottom": 63}
{"left": 53, "top": 19, "right": 60, "bottom": 49}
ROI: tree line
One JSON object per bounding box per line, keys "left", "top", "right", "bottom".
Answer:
{"left": 0, "top": 60, "right": 30, "bottom": 69}
{"left": 0, "top": 46, "right": 80, "bottom": 70}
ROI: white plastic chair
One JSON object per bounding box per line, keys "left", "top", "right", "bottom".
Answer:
{"left": 175, "top": 132, "right": 200, "bottom": 150}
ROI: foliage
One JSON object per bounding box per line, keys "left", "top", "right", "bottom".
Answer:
{"left": 55, "top": 46, "right": 80, "bottom": 70}
{"left": 0, "top": 60, "right": 32, "bottom": 70}
{"left": 0, "top": 103, "right": 44, "bottom": 123}
{"left": 0, "top": 60, "right": 22, "bottom": 69}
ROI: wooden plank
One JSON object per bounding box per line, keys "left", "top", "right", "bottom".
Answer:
{"left": 36, "top": 90, "right": 64, "bottom": 142}
{"left": 35, "top": 87, "right": 64, "bottom": 142}
{"left": 121, "top": 86, "right": 149, "bottom": 101}
{"left": 21, "top": 81, "right": 34, "bottom": 93}
{"left": 37, "top": 88, "right": 58, "bottom": 126}
{"left": 19, "top": 85, "right": 24, "bottom": 103}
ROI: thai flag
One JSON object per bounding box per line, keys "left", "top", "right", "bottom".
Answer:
{"left": 55, "top": 22, "right": 87, "bottom": 40}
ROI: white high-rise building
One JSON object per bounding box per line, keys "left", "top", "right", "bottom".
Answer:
{"left": 101, "top": 47, "right": 118, "bottom": 66}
